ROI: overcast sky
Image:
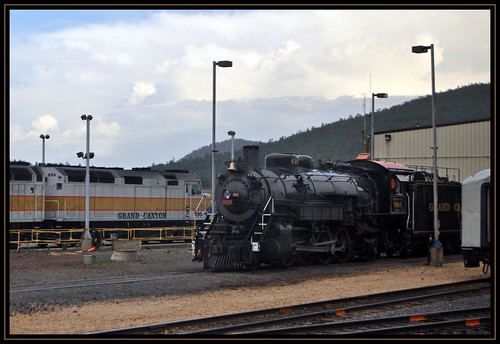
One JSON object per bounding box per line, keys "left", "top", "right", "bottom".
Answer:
{"left": 7, "top": 6, "right": 492, "bottom": 169}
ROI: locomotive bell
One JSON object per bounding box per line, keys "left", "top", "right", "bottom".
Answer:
{"left": 227, "top": 161, "right": 238, "bottom": 171}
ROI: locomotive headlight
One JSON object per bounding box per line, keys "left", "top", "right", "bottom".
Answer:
{"left": 223, "top": 189, "right": 232, "bottom": 200}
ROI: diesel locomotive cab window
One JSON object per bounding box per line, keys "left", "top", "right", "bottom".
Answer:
{"left": 57, "top": 183, "right": 62, "bottom": 190}
{"left": 10, "top": 167, "right": 32, "bottom": 181}
{"left": 191, "top": 184, "right": 201, "bottom": 195}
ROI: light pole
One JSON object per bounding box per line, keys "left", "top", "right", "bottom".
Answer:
{"left": 362, "top": 96, "right": 368, "bottom": 153}
{"left": 412, "top": 44, "right": 439, "bottom": 244}
{"left": 39, "top": 134, "right": 50, "bottom": 164}
{"left": 370, "top": 92, "right": 388, "bottom": 159}
{"left": 212, "top": 60, "right": 232, "bottom": 215}
{"left": 79, "top": 114, "right": 93, "bottom": 232}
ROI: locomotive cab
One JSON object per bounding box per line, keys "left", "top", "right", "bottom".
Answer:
{"left": 348, "top": 156, "right": 414, "bottom": 216}
{"left": 348, "top": 156, "right": 416, "bottom": 257}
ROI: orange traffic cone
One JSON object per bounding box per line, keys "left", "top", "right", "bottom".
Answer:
{"left": 87, "top": 246, "right": 96, "bottom": 252}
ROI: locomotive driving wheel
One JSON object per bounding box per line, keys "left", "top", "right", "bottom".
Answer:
{"left": 316, "top": 229, "right": 334, "bottom": 265}
{"left": 297, "top": 252, "right": 314, "bottom": 266}
{"left": 281, "top": 253, "right": 297, "bottom": 268}
{"left": 331, "top": 228, "right": 351, "bottom": 263}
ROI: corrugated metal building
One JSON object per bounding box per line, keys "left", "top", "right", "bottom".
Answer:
{"left": 374, "top": 120, "right": 491, "bottom": 182}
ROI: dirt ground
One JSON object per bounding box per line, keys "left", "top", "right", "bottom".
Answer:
{"left": 6, "top": 245, "right": 491, "bottom": 336}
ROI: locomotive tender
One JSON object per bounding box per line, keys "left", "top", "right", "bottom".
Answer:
{"left": 9, "top": 161, "right": 208, "bottom": 244}
{"left": 193, "top": 145, "right": 462, "bottom": 271}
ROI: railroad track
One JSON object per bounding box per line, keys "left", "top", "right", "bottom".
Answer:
{"left": 87, "top": 278, "right": 491, "bottom": 337}
{"left": 9, "top": 270, "right": 200, "bottom": 294}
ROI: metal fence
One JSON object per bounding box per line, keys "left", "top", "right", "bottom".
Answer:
{"left": 9, "top": 226, "right": 196, "bottom": 251}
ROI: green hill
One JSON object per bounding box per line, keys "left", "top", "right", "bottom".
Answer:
{"left": 153, "top": 82, "right": 490, "bottom": 188}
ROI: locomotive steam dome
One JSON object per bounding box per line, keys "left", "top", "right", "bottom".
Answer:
{"left": 265, "top": 153, "right": 314, "bottom": 172}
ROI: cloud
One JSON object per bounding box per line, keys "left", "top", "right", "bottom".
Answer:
{"left": 31, "top": 114, "right": 58, "bottom": 133}
{"left": 128, "top": 81, "right": 157, "bottom": 105}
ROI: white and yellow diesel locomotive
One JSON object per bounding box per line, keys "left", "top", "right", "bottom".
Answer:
{"left": 9, "top": 161, "right": 208, "bottom": 245}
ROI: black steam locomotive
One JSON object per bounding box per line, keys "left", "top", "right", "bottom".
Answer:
{"left": 193, "top": 146, "right": 461, "bottom": 271}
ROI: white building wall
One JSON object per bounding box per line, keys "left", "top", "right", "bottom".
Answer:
{"left": 375, "top": 120, "right": 490, "bottom": 182}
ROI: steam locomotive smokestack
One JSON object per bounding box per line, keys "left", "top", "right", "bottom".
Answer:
{"left": 243, "top": 145, "right": 260, "bottom": 169}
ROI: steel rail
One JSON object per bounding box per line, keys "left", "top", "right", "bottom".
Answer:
{"left": 87, "top": 278, "right": 490, "bottom": 336}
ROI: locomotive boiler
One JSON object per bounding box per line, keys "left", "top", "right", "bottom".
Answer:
{"left": 193, "top": 146, "right": 461, "bottom": 271}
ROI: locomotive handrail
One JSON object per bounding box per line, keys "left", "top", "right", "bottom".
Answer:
{"left": 259, "top": 196, "right": 275, "bottom": 232}
{"left": 244, "top": 214, "right": 263, "bottom": 241}
{"left": 194, "top": 195, "right": 207, "bottom": 212}
{"left": 263, "top": 195, "right": 275, "bottom": 214}
{"left": 407, "top": 164, "right": 461, "bottom": 182}
{"left": 194, "top": 193, "right": 211, "bottom": 225}
{"left": 406, "top": 192, "right": 412, "bottom": 231}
